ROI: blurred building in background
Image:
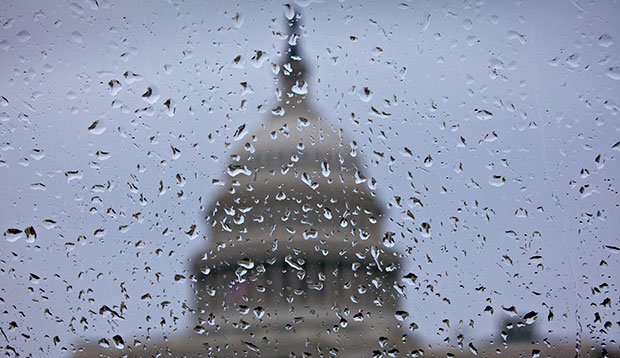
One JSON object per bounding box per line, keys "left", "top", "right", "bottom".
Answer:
{"left": 76, "top": 9, "right": 412, "bottom": 358}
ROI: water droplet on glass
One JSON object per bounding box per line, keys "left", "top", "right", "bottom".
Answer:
{"left": 358, "top": 86, "right": 373, "bottom": 102}
{"left": 64, "top": 170, "right": 83, "bottom": 182}
{"left": 523, "top": 311, "right": 538, "bottom": 324}
{"left": 394, "top": 310, "right": 409, "bottom": 321}
{"left": 489, "top": 175, "right": 506, "bottom": 187}
{"left": 320, "top": 161, "right": 330, "bottom": 177}
{"left": 475, "top": 109, "right": 493, "bottom": 120}
{"left": 88, "top": 120, "right": 106, "bottom": 135}
{"left": 16, "top": 30, "right": 31, "bottom": 42}
{"left": 233, "top": 123, "right": 248, "bottom": 141}
{"left": 253, "top": 306, "right": 264, "bottom": 319}
{"left": 238, "top": 258, "right": 254, "bottom": 269}
{"left": 232, "top": 12, "right": 244, "bottom": 28}
{"left": 4, "top": 228, "right": 23, "bottom": 242}
{"left": 141, "top": 85, "right": 160, "bottom": 104}
{"left": 423, "top": 155, "right": 433, "bottom": 167}
{"left": 291, "top": 80, "right": 308, "bottom": 95}
{"left": 606, "top": 66, "right": 620, "bottom": 80}
{"left": 599, "top": 33, "right": 613, "bottom": 47}
{"left": 250, "top": 50, "right": 266, "bottom": 68}
{"left": 24, "top": 226, "right": 36, "bottom": 243}
{"left": 123, "top": 71, "right": 143, "bottom": 84}
{"left": 112, "top": 334, "right": 124, "bottom": 349}
{"left": 383, "top": 232, "right": 395, "bottom": 248}
{"left": 70, "top": 31, "right": 83, "bottom": 43}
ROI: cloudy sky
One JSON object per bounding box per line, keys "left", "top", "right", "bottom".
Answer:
{"left": 1, "top": 0, "right": 619, "bottom": 356}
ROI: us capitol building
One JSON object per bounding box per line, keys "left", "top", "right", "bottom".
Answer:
{"left": 75, "top": 9, "right": 615, "bottom": 358}
{"left": 76, "top": 10, "right": 413, "bottom": 358}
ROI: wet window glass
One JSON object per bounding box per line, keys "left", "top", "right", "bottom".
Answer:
{"left": 1, "top": 1, "right": 619, "bottom": 357}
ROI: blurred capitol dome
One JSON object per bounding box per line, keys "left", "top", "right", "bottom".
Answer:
{"left": 76, "top": 6, "right": 413, "bottom": 358}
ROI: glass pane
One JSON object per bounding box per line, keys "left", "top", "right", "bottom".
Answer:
{"left": 1, "top": 1, "right": 618, "bottom": 357}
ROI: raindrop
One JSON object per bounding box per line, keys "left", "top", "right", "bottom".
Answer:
{"left": 243, "top": 341, "right": 259, "bottom": 353}
{"left": 403, "top": 273, "right": 417, "bottom": 285}
{"left": 69, "top": 2, "right": 84, "bottom": 14}
{"left": 599, "top": 33, "right": 613, "bottom": 48}
{"left": 64, "top": 170, "right": 83, "bottom": 182}
{"left": 604, "top": 245, "right": 620, "bottom": 253}
{"left": 382, "top": 232, "right": 395, "bottom": 248}
{"left": 423, "top": 155, "right": 433, "bottom": 167}
{"left": 523, "top": 311, "right": 538, "bottom": 324}
{"left": 171, "top": 145, "right": 181, "bottom": 160}
{"left": 283, "top": 3, "right": 295, "bottom": 20}
{"left": 253, "top": 306, "right": 264, "bottom": 319}
{"left": 420, "top": 222, "right": 431, "bottom": 237}
{"left": 489, "top": 175, "right": 506, "bottom": 187}
{"left": 297, "top": 116, "right": 309, "bottom": 128}
{"left": 238, "top": 258, "right": 254, "bottom": 269}
{"left": 88, "top": 120, "right": 106, "bottom": 135}
{"left": 4, "top": 228, "right": 22, "bottom": 242}
{"left": 24, "top": 226, "right": 36, "bottom": 243}
{"left": 30, "top": 149, "right": 45, "bottom": 160}
{"left": 233, "top": 124, "right": 248, "bottom": 141}
{"left": 112, "top": 335, "right": 124, "bottom": 349}
{"left": 291, "top": 80, "right": 308, "bottom": 95}
{"left": 141, "top": 86, "right": 160, "bottom": 104}
{"left": 123, "top": 71, "right": 143, "bottom": 84}
{"left": 284, "top": 255, "right": 303, "bottom": 271}
{"left": 462, "top": 18, "right": 473, "bottom": 30}
{"left": 232, "top": 55, "right": 245, "bottom": 68}
{"left": 358, "top": 87, "right": 373, "bottom": 102}
{"left": 42, "top": 219, "right": 57, "bottom": 229}
{"left": 232, "top": 12, "right": 244, "bottom": 28}
{"left": 502, "top": 305, "right": 518, "bottom": 316}
{"left": 227, "top": 164, "right": 251, "bottom": 177}
{"left": 475, "top": 109, "right": 493, "bottom": 120}
{"left": 323, "top": 207, "right": 332, "bottom": 219}
{"left": 164, "top": 98, "right": 176, "bottom": 117}
{"left": 16, "top": 30, "right": 31, "bottom": 42}
{"left": 468, "top": 342, "right": 478, "bottom": 355}
{"left": 108, "top": 79, "right": 122, "bottom": 95}
{"left": 303, "top": 229, "right": 318, "bottom": 240}
{"left": 566, "top": 53, "right": 581, "bottom": 68}
{"left": 605, "top": 67, "right": 620, "bottom": 80}
{"left": 70, "top": 31, "right": 82, "bottom": 43}
{"left": 394, "top": 310, "right": 409, "bottom": 321}
{"left": 272, "top": 106, "right": 285, "bottom": 116}
{"left": 250, "top": 50, "right": 266, "bottom": 68}
{"left": 321, "top": 161, "right": 330, "bottom": 177}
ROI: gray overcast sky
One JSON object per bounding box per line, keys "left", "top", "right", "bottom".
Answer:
{"left": 1, "top": 0, "right": 619, "bottom": 356}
